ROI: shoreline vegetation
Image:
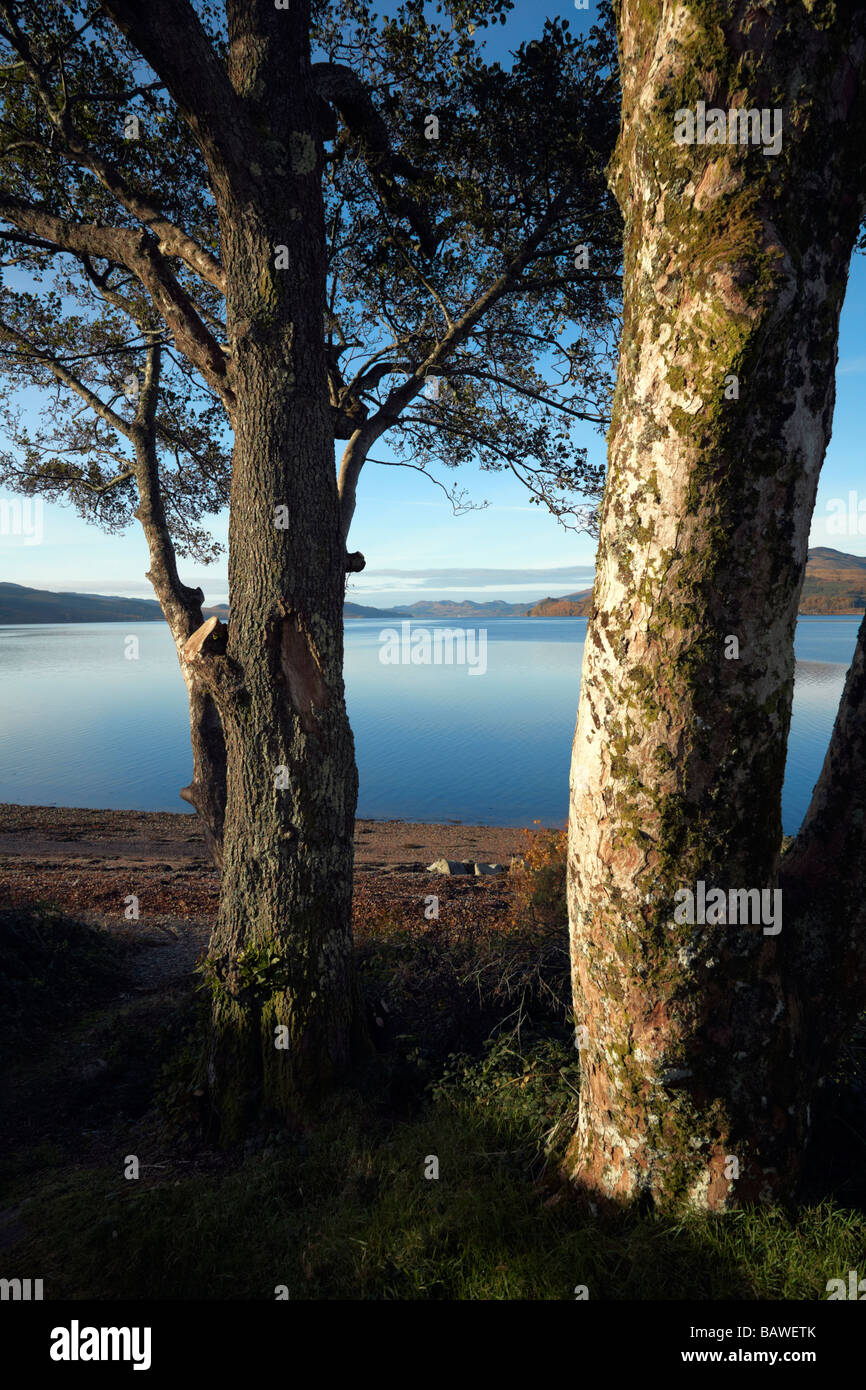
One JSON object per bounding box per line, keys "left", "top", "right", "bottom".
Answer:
{"left": 1, "top": 801, "right": 865, "bottom": 1298}
{"left": 2, "top": 545, "right": 866, "bottom": 624}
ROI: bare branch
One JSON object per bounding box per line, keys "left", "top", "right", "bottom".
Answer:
{"left": 98, "top": 0, "right": 251, "bottom": 198}
{"left": 366, "top": 455, "right": 485, "bottom": 515}
{"left": 0, "top": 313, "right": 131, "bottom": 438}
{"left": 338, "top": 182, "right": 578, "bottom": 539}
{"left": 0, "top": 193, "right": 234, "bottom": 410}
{"left": 0, "top": 2, "right": 226, "bottom": 291}
{"left": 312, "top": 61, "right": 438, "bottom": 256}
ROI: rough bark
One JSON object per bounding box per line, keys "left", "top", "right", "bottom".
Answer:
{"left": 188, "top": 2, "right": 369, "bottom": 1140}
{"left": 565, "top": 0, "right": 866, "bottom": 1212}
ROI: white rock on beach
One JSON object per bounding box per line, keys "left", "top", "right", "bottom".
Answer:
{"left": 426, "top": 858, "right": 473, "bottom": 875}
{"left": 426, "top": 858, "right": 508, "bottom": 876}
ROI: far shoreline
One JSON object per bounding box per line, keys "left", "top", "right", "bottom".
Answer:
{"left": 0, "top": 608, "right": 864, "bottom": 624}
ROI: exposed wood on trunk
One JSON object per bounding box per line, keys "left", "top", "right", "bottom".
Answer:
{"left": 278, "top": 613, "right": 331, "bottom": 741}
{"left": 183, "top": 616, "right": 228, "bottom": 662}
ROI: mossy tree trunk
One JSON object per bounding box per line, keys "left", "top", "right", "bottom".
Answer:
{"left": 565, "top": 0, "right": 866, "bottom": 1211}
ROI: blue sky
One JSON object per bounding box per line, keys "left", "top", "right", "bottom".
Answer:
{"left": 2, "top": 0, "right": 865, "bottom": 609}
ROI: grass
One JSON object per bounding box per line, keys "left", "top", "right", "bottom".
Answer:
{"left": 2, "top": 834, "right": 866, "bottom": 1300}
{"left": 6, "top": 1032, "right": 866, "bottom": 1301}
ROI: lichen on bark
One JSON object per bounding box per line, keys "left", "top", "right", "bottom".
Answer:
{"left": 566, "top": 0, "right": 866, "bottom": 1211}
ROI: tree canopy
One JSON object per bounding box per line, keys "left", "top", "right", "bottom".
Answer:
{"left": 0, "top": 0, "right": 621, "bottom": 563}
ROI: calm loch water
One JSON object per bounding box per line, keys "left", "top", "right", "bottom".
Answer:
{"left": 0, "top": 616, "right": 859, "bottom": 833}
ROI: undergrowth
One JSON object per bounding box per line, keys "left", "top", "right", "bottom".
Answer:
{"left": 2, "top": 830, "right": 866, "bottom": 1299}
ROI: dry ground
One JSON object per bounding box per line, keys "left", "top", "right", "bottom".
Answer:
{"left": 0, "top": 802, "right": 530, "bottom": 991}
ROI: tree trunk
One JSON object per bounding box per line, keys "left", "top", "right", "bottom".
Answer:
{"left": 175, "top": 672, "right": 226, "bottom": 870}
{"left": 196, "top": 3, "right": 368, "bottom": 1140}
{"left": 131, "top": 343, "right": 226, "bottom": 868}
{"left": 565, "top": 0, "right": 866, "bottom": 1212}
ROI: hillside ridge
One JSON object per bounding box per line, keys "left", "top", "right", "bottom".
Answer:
{"left": 2, "top": 547, "right": 864, "bottom": 623}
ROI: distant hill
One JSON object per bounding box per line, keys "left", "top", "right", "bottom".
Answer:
{"left": 798, "top": 548, "right": 866, "bottom": 614}
{"left": 2, "top": 549, "right": 864, "bottom": 625}
{"left": 528, "top": 588, "right": 594, "bottom": 617}
{"left": 0, "top": 584, "right": 542, "bottom": 623}
{"left": 392, "top": 598, "right": 533, "bottom": 618}
{"left": 524, "top": 551, "right": 866, "bottom": 617}
{"left": 0, "top": 582, "right": 165, "bottom": 624}
{"left": 0, "top": 581, "right": 234, "bottom": 624}
{"left": 344, "top": 600, "right": 412, "bottom": 618}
